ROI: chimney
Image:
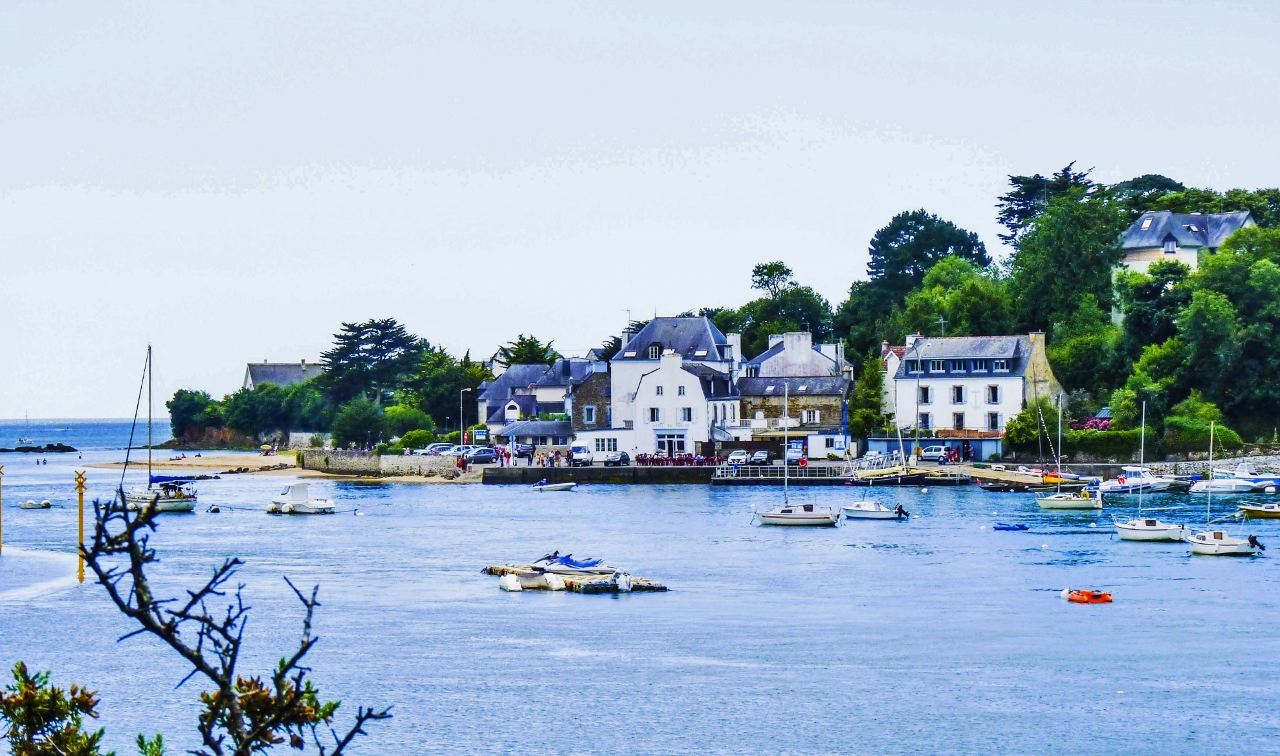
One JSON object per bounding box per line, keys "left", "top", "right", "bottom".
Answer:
{"left": 726, "top": 332, "right": 742, "bottom": 363}
{"left": 620, "top": 329, "right": 631, "bottom": 349}
{"left": 768, "top": 334, "right": 785, "bottom": 349}
{"left": 905, "top": 332, "right": 922, "bottom": 350}
{"left": 300, "top": 358, "right": 306, "bottom": 369}
{"left": 561, "top": 359, "right": 571, "bottom": 377}
{"left": 881, "top": 339, "right": 890, "bottom": 357}
{"left": 782, "top": 332, "right": 811, "bottom": 355}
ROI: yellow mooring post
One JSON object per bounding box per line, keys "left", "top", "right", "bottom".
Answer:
{"left": 75, "top": 471, "right": 87, "bottom": 583}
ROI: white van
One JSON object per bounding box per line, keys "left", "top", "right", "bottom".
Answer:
{"left": 570, "top": 444, "right": 594, "bottom": 467}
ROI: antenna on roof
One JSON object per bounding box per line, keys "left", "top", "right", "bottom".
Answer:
{"left": 936, "top": 315, "right": 948, "bottom": 338}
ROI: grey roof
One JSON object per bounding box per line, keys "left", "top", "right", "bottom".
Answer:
{"left": 245, "top": 362, "right": 323, "bottom": 389}
{"left": 614, "top": 317, "right": 727, "bottom": 361}
{"left": 736, "top": 376, "right": 850, "bottom": 397}
{"left": 682, "top": 364, "right": 740, "bottom": 398}
{"left": 497, "top": 420, "right": 574, "bottom": 438}
{"left": 478, "top": 359, "right": 599, "bottom": 403}
{"left": 744, "top": 340, "right": 842, "bottom": 368}
{"left": 892, "top": 336, "right": 1031, "bottom": 379}
{"left": 1121, "top": 210, "right": 1253, "bottom": 251}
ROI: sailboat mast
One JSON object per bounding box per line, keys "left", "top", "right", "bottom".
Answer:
{"left": 783, "top": 383, "right": 789, "bottom": 503}
{"left": 1208, "top": 421, "right": 1214, "bottom": 524}
{"left": 1056, "top": 395, "right": 1062, "bottom": 492}
{"left": 147, "top": 345, "right": 152, "bottom": 488}
{"left": 1138, "top": 401, "right": 1146, "bottom": 515}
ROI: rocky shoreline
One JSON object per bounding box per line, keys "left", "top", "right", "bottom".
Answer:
{"left": 0, "top": 443, "right": 78, "bottom": 453}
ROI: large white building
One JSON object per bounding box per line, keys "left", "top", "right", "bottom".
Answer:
{"left": 575, "top": 317, "right": 744, "bottom": 456}
{"left": 892, "top": 334, "right": 1061, "bottom": 434}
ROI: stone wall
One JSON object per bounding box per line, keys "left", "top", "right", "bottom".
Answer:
{"left": 378, "top": 454, "right": 459, "bottom": 477}
{"left": 741, "top": 395, "right": 843, "bottom": 428}
{"left": 1150, "top": 454, "right": 1280, "bottom": 477}
{"left": 570, "top": 371, "right": 611, "bottom": 432}
{"left": 298, "top": 449, "right": 461, "bottom": 477}
{"left": 287, "top": 432, "right": 330, "bottom": 450}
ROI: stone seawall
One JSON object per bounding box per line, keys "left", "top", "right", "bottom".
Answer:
{"left": 298, "top": 450, "right": 458, "bottom": 477}
{"left": 483, "top": 466, "right": 715, "bottom": 485}
{"left": 1149, "top": 454, "right": 1280, "bottom": 477}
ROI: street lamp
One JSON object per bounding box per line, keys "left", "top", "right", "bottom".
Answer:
{"left": 460, "top": 388, "right": 472, "bottom": 443}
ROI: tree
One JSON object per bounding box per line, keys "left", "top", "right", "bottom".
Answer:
{"left": 496, "top": 335, "right": 557, "bottom": 367}
{"left": 1148, "top": 187, "right": 1280, "bottom": 229}
{"left": 847, "top": 350, "right": 886, "bottom": 438}
{"left": 1005, "top": 188, "right": 1128, "bottom": 335}
{"left": 166, "top": 390, "right": 223, "bottom": 440}
{"left": 732, "top": 285, "right": 835, "bottom": 358}
{"left": 1109, "top": 174, "right": 1185, "bottom": 219}
{"left": 750, "top": 262, "right": 794, "bottom": 297}
{"left": 397, "top": 429, "right": 435, "bottom": 450}
{"left": 899, "top": 257, "right": 1013, "bottom": 338}
{"left": 1115, "top": 260, "right": 1191, "bottom": 362}
{"left": 996, "top": 162, "right": 1094, "bottom": 244}
{"left": 283, "top": 380, "right": 334, "bottom": 433}
{"left": 223, "top": 385, "right": 290, "bottom": 440}
{"left": 865, "top": 210, "right": 990, "bottom": 304}
{"left": 330, "top": 397, "right": 385, "bottom": 448}
{"left": 320, "top": 319, "right": 424, "bottom": 404}
{"left": 401, "top": 346, "right": 492, "bottom": 430}
{"left": 1, "top": 662, "right": 109, "bottom": 756}
{"left": 1045, "top": 294, "right": 1123, "bottom": 398}
{"left": 382, "top": 405, "right": 435, "bottom": 438}
{"left": 82, "top": 497, "right": 389, "bottom": 756}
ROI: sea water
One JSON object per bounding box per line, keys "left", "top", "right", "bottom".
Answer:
{"left": 1, "top": 436, "right": 1279, "bottom": 754}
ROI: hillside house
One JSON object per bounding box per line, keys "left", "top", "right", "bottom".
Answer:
{"left": 1120, "top": 210, "right": 1254, "bottom": 274}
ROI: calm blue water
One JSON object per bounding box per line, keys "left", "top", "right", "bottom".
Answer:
{"left": 2, "top": 438, "right": 1279, "bottom": 753}
{"left": 0, "top": 418, "right": 172, "bottom": 451}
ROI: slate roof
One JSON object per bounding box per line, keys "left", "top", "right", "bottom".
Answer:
{"left": 892, "top": 336, "right": 1032, "bottom": 379}
{"left": 736, "top": 376, "right": 851, "bottom": 397}
{"left": 477, "top": 359, "right": 599, "bottom": 403}
{"left": 497, "top": 420, "right": 574, "bottom": 438}
{"left": 614, "top": 317, "right": 728, "bottom": 361}
{"left": 244, "top": 362, "right": 323, "bottom": 389}
{"left": 681, "top": 364, "right": 739, "bottom": 398}
{"left": 1121, "top": 210, "right": 1253, "bottom": 251}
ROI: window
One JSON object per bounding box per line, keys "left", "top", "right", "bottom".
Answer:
{"left": 953, "top": 412, "right": 965, "bottom": 430}
{"left": 907, "top": 360, "right": 921, "bottom": 374}
{"left": 972, "top": 359, "right": 988, "bottom": 373}
{"left": 1164, "top": 239, "right": 1177, "bottom": 254}
{"left": 988, "top": 412, "right": 1001, "bottom": 431}
{"left": 656, "top": 432, "right": 685, "bottom": 455}
{"left": 992, "top": 359, "right": 1009, "bottom": 372}
{"left": 986, "top": 385, "right": 999, "bottom": 404}
{"left": 583, "top": 406, "right": 596, "bottom": 424}
{"left": 824, "top": 437, "right": 835, "bottom": 448}
{"left": 723, "top": 345, "right": 733, "bottom": 360}
{"left": 554, "top": 436, "right": 567, "bottom": 445}
{"left": 693, "top": 350, "right": 708, "bottom": 358}
{"left": 950, "top": 360, "right": 966, "bottom": 373}
{"left": 595, "top": 437, "right": 618, "bottom": 452}
{"left": 918, "top": 386, "right": 932, "bottom": 405}
{"left": 951, "top": 386, "right": 965, "bottom": 404}
{"left": 1187, "top": 224, "right": 1200, "bottom": 233}
{"left": 764, "top": 385, "right": 776, "bottom": 394}
{"left": 648, "top": 345, "right": 661, "bottom": 359}
{"left": 649, "top": 407, "right": 661, "bottom": 422}
{"left": 803, "top": 409, "right": 820, "bottom": 424}
{"left": 745, "top": 366, "right": 759, "bottom": 378}
{"left": 678, "top": 385, "right": 685, "bottom": 396}
{"left": 656, "top": 385, "right": 664, "bottom": 396}
{"left": 730, "top": 404, "right": 736, "bottom": 421}
{"left": 929, "top": 360, "right": 945, "bottom": 372}
{"left": 595, "top": 438, "right": 606, "bottom": 452}
{"left": 606, "top": 405, "right": 611, "bottom": 425}
{"left": 680, "top": 407, "right": 693, "bottom": 422}
{"left": 1141, "top": 217, "right": 1153, "bottom": 230}
{"left": 918, "top": 413, "right": 931, "bottom": 429}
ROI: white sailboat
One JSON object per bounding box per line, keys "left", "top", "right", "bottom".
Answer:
{"left": 124, "top": 347, "right": 196, "bottom": 513}
{"left": 1189, "top": 423, "right": 1262, "bottom": 556}
{"left": 1036, "top": 396, "right": 1101, "bottom": 510}
{"left": 1115, "top": 402, "right": 1189, "bottom": 541}
{"left": 758, "top": 384, "right": 839, "bottom": 527}
{"left": 16, "top": 412, "right": 34, "bottom": 447}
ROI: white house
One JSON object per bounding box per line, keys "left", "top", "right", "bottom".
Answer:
{"left": 576, "top": 317, "right": 743, "bottom": 456}
{"left": 892, "top": 334, "right": 1061, "bottom": 434}
{"left": 742, "top": 332, "right": 847, "bottom": 378}
{"left": 1120, "top": 210, "right": 1254, "bottom": 274}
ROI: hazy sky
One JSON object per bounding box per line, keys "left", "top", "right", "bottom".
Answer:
{"left": 3, "top": 1, "right": 1277, "bottom": 418}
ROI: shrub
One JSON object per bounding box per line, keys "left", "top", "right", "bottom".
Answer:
{"left": 331, "top": 397, "right": 385, "bottom": 448}
{"left": 1163, "top": 416, "right": 1243, "bottom": 453}
{"left": 399, "top": 429, "right": 435, "bottom": 450}
{"left": 1062, "top": 428, "right": 1142, "bottom": 459}
{"left": 383, "top": 405, "right": 435, "bottom": 437}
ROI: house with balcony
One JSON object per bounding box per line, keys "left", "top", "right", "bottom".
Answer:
{"left": 576, "top": 317, "right": 744, "bottom": 456}
{"left": 1120, "top": 210, "right": 1254, "bottom": 274}
{"left": 892, "top": 333, "right": 1060, "bottom": 458}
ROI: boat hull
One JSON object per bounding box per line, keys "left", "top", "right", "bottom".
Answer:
{"left": 125, "top": 490, "right": 196, "bottom": 513}
{"left": 1239, "top": 504, "right": 1280, "bottom": 519}
{"left": 840, "top": 509, "right": 900, "bottom": 520}
{"left": 1037, "top": 496, "right": 1102, "bottom": 510}
{"left": 758, "top": 511, "right": 840, "bottom": 526}
{"left": 534, "top": 483, "right": 577, "bottom": 492}
{"left": 1115, "top": 520, "right": 1189, "bottom": 542}
{"left": 1188, "top": 531, "right": 1260, "bottom": 556}
{"left": 1190, "top": 481, "right": 1258, "bottom": 494}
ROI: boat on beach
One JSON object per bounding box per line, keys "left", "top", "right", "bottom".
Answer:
{"left": 268, "top": 482, "right": 335, "bottom": 514}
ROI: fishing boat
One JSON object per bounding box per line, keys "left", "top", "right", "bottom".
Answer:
{"left": 840, "top": 500, "right": 908, "bottom": 520}
{"left": 268, "top": 482, "right": 335, "bottom": 514}
{"left": 758, "top": 384, "right": 840, "bottom": 527}
{"left": 1114, "top": 402, "right": 1189, "bottom": 541}
{"left": 1189, "top": 423, "right": 1262, "bottom": 556}
{"left": 1238, "top": 502, "right": 1280, "bottom": 519}
{"left": 533, "top": 480, "right": 576, "bottom": 492}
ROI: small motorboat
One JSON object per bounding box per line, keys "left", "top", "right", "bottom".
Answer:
{"left": 1239, "top": 502, "right": 1280, "bottom": 519}
{"left": 1099, "top": 467, "right": 1183, "bottom": 495}
{"left": 19, "top": 499, "right": 52, "bottom": 509}
{"left": 1036, "top": 490, "right": 1102, "bottom": 510}
{"left": 268, "top": 482, "right": 335, "bottom": 514}
{"left": 1190, "top": 477, "right": 1259, "bottom": 494}
{"left": 840, "top": 500, "right": 908, "bottom": 520}
{"left": 1224, "top": 462, "right": 1280, "bottom": 489}
{"left": 993, "top": 523, "right": 1029, "bottom": 531}
{"left": 1188, "top": 530, "right": 1263, "bottom": 556}
{"left": 534, "top": 480, "right": 576, "bottom": 492}
{"left": 1113, "top": 517, "right": 1190, "bottom": 542}
{"left": 757, "top": 503, "right": 840, "bottom": 526}
{"left": 1063, "top": 589, "right": 1112, "bottom": 604}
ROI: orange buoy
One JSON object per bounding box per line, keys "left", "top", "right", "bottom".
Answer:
{"left": 1066, "top": 589, "right": 1112, "bottom": 604}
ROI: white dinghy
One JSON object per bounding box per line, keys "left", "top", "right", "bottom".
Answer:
{"left": 1114, "top": 403, "right": 1189, "bottom": 541}
{"left": 1189, "top": 423, "right": 1262, "bottom": 556}
{"left": 756, "top": 384, "right": 840, "bottom": 527}
{"left": 533, "top": 480, "right": 576, "bottom": 492}
{"left": 268, "top": 482, "right": 335, "bottom": 515}
{"left": 841, "top": 500, "right": 908, "bottom": 520}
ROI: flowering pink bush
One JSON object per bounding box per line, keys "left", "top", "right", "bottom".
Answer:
{"left": 1070, "top": 417, "right": 1110, "bottom": 431}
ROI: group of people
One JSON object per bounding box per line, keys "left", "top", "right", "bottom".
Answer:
{"left": 634, "top": 453, "right": 722, "bottom": 467}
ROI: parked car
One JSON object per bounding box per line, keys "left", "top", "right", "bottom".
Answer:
{"left": 570, "top": 444, "right": 594, "bottom": 466}
{"left": 512, "top": 443, "right": 533, "bottom": 459}
{"left": 749, "top": 450, "right": 772, "bottom": 465}
{"left": 785, "top": 446, "right": 805, "bottom": 465}
{"left": 468, "top": 447, "right": 497, "bottom": 464}
{"left": 727, "top": 449, "right": 750, "bottom": 464}
{"left": 420, "top": 443, "right": 454, "bottom": 456}
{"left": 603, "top": 451, "right": 631, "bottom": 467}
{"left": 919, "top": 445, "right": 949, "bottom": 463}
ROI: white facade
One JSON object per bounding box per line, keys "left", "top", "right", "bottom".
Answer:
{"left": 894, "top": 372, "right": 1023, "bottom": 433}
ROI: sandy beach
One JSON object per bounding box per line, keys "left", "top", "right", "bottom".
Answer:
{"left": 88, "top": 450, "right": 481, "bottom": 483}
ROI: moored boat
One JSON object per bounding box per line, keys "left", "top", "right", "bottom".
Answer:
{"left": 1063, "top": 589, "right": 1112, "bottom": 604}
{"left": 1099, "top": 466, "right": 1182, "bottom": 494}
{"left": 1036, "top": 490, "right": 1102, "bottom": 510}
{"left": 19, "top": 499, "right": 51, "bottom": 509}
{"left": 1188, "top": 530, "right": 1263, "bottom": 556}
{"left": 126, "top": 479, "right": 198, "bottom": 513}
{"left": 840, "top": 500, "right": 908, "bottom": 520}
{"left": 1239, "top": 502, "right": 1280, "bottom": 519}
{"left": 758, "top": 503, "right": 841, "bottom": 526}
{"left": 268, "top": 482, "right": 335, "bottom": 514}
{"left": 534, "top": 480, "right": 576, "bottom": 492}
{"left": 1189, "top": 477, "right": 1259, "bottom": 494}
{"left": 1114, "top": 517, "right": 1190, "bottom": 542}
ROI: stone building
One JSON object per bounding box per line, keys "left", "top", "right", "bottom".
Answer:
{"left": 737, "top": 376, "right": 852, "bottom": 458}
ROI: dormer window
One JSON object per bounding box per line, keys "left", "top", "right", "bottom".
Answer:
{"left": 907, "top": 360, "right": 921, "bottom": 374}
{"left": 1140, "top": 217, "right": 1153, "bottom": 230}
{"left": 929, "top": 360, "right": 945, "bottom": 373}
{"left": 647, "top": 345, "right": 661, "bottom": 359}
{"left": 992, "top": 359, "right": 1009, "bottom": 372}
{"left": 1164, "top": 239, "right": 1177, "bottom": 254}
{"left": 1186, "top": 224, "right": 1200, "bottom": 233}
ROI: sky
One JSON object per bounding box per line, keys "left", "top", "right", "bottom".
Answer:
{"left": 3, "top": 1, "right": 1278, "bottom": 418}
